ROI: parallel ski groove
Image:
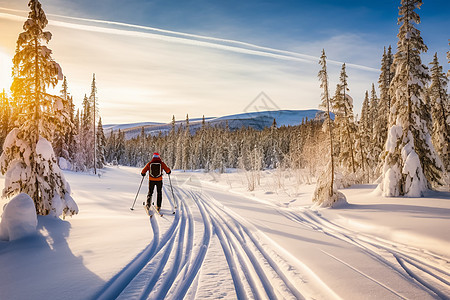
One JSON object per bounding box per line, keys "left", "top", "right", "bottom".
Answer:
{"left": 204, "top": 197, "right": 255, "bottom": 300}
{"left": 202, "top": 199, "right": 275, "bottom": 299}
{"left": 170, "top": 190, "right": 212, "bottom": 299}
{"left": 201, "top": 193, "right": 305, "bottom": 299}
{"left": 144, "top": 195, "right": 187, "bottom": 299}
{"left": 282, "top": 208, "right": 450, "bottom": 299}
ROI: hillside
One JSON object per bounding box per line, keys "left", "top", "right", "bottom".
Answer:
{"left": 104, "top": 109, "right": 327, "bottom": 139}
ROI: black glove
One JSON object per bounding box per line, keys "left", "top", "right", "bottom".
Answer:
{"left": 141, "top": 173, "right": 146, "bottom": 177}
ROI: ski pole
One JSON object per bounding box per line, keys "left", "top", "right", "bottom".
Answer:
{"left": 130, "top": 175, "right": 145, "bottom": 210}
{"left": 168, "top": 173, "right": 177, "bottom": 209}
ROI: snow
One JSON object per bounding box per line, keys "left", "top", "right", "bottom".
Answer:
{"left": 0, "top": 167, "right": 448, "bottom": 299}
{"left": 36, "top": 138, "right": 54, "bottom": 162}
{"left": 0, "top": 193, "right": 37, "bottom": 241}
{"left": 212, "top": 109, "right": 326, "bottom": 127}
{"left": 58, "top": 157, "right": 71, "bottom": 170}
{"left": 402, "top": 145, "right": 427, "bottom": 197}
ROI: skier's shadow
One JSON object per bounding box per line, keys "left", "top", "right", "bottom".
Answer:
{"left": 0, "top": 216, "right": 105, "bottom": 299}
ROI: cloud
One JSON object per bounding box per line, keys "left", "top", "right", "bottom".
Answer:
{"left": 0, "top": 7, "right": 380, "bottom": 124}
{"left": 0, "top": 8, "right": 379, "bottom": 72}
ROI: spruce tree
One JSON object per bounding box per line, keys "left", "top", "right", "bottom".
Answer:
{"left": 115, "top": 129, "right": 125, "bottom": 165}
{"left": 90, "top": 74, "right": 98, "bottom": 174}
{"left": 429, "top": 53, "right": 449, "bottom": 172}
{"left": 313, "top": 49, "right": 345, "bottom": 207}
{"left": 369, "top": 84, "right": 382, "bottom": 175}
{"left": 0, "top": 0, "right": 77, "bottom": 217}
{"left": 332, "top": 64, "right": 357, "bottom": 176}
{"left": 53, "top": 76, "right": 75, "bottom": 166}
{"left": 170, "top": 115, "right": 176, "bottom": 167}
{"left": 378, "top": 0, "right": 443, "bottom": 196}
{"left": 0, "top": 90, "right": 11, "bottom": 152}
{"left": 96, "top": 117, "right": 106, "bottom": 169}
{"left": 182, "top": 114, "right": 191, "bottom": 171}
{"left": 377, "top": 46, "right": 395, "bottom": 148}
{"left": 359, "top": 91, "right": 371, "bottom": 181}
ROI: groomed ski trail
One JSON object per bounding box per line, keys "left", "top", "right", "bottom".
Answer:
{"left": 94, "top": 182, "right": 336, "bottom": 299}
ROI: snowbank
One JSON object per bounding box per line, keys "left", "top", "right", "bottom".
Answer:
{"left": 0, "top": 193, "right": 37, "bottom": 241}
{"left": 58, "top": 157, "right": 71, "bottom": 170}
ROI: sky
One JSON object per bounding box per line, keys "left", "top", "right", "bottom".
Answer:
{"left": 0, "top": 0, "right": 449, "bottom": 124}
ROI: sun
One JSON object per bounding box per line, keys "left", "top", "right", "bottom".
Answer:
{"left": 0, "top": 48, "right": 13, "bottom": 92}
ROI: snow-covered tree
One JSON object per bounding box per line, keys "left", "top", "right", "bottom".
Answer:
{"left": 369, "top": 84, "right": 383, "bottom": 174}
{"left": 313, "top": 50, "right": 345, "bottom": 207}
{"left": 0, "top": 90, "right": 11, "bottom": 152}
{"left": 53, "top": 76, "right": 75, "bottom": 168}
{"left": 115, "top": 129, "right": 126, "bottom": 165}
{"left": 96, "top": 117, "right": 106, "bottom": 169}
{"left": 332, "top": 64, "right": 357, "bottom": 177}
{"left": 182, "top": 114, "right": 191, "bottom": 171}
{"left": 429, "top": 53, "right": 449, "bottom": 172}
{"left": 74, "top": 94, "right": 94, "bottom": 171}
{"left": 358, "top": 91, "right": 371, "bottom": 181}
{"left": 376, "top": 46, "right": 395, "bottom": 150}
{"left": 89, "top": 74, "right": 99, "bottom": 174}
{"left": 378, "top": 0, "right": 443, "bottom": 197}
{"left": 1, "top": 0, "right": 77, "bottom": 217}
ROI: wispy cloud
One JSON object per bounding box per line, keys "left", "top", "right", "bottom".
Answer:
{"left": 0, "top": 7, "right": 379, "bottom": 72}
{"left": 0, "top": 7, "right": 380, "bottom": 123}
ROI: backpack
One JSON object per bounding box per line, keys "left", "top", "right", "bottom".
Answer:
{"left": 149, "top": 162, "right": 162, "bottom": 178}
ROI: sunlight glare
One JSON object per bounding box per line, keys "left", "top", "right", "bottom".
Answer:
{"left": 0, "top": 49, "right": 13, "bottom": 92}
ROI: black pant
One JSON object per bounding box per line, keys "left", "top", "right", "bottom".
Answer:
{"left": 147, "top": 181, "right": 163, "bottom": 207}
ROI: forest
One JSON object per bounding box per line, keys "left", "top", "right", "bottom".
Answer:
{"left": 0, "top": 0, "right": 448, "bottom": 215}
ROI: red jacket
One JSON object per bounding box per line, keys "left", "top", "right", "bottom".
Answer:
{"left": 141, "top": 157, "right": 171, "bottom": 181}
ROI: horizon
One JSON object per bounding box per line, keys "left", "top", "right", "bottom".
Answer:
{"left": 103, "top": 108, "right": 324, "bottom": 127}
{"left": 0, "top": 0, "right": 449, "bottom": 124}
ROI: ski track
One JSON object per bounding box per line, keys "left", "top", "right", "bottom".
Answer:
{"left": 93, "top": 179, "right": 449, "bottom": 299}
{"left": 282, "top": 208, "right": 450, "bottom": 299}
{"left": 94, "top": 182, "right": 315, "bottom": 299}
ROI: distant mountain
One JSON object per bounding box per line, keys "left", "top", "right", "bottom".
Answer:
{"left": 104, "top": 109, "right": 329, "bottom": 140}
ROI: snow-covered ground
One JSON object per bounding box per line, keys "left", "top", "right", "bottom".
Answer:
{"left": 0, "top": 167, "right": 449, "bottom": 299}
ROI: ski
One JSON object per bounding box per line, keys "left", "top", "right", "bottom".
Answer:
{"left": 143, "top": 202, "right": 152, "bottom": 217}
{"left": 152, "top": 205, "right": 163, "bottom": 217}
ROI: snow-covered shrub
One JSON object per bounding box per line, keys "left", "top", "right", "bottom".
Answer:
{"left": 312, "top": 162, "right": 347, "bottom": 208}
{"left": 0, "top": 193, "right": 37, "bottom": 241}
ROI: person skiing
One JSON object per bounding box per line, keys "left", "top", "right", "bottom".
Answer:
{"left": 141, "top": 152, "right": 171, "bottom": 212}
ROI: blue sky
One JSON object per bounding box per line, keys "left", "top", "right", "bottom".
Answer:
{"left": 0, "top": 0, "right": 448, "bottom": 124}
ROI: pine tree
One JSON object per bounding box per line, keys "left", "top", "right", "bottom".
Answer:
{"left": 313, "top": 50, "right": 345, "bottom": 207}
{"left": 378, "top": 0, "right": 443, "bottom": 197}
{"left": 53, "top": 76, "right": 75, "bottom": 167}
{"left": 96, "top": 117, "right": 106, "bottom": 169}
{"left": 377, "top": 46, "right": 395, "bottom": 149}
{"left": 0, "top": 90, "right": 11, "bottom": 153}
{"left": 80, "top": 94, "right": 94, "bottom": 170}
{"left": 182, "top": 114, "right": 191, "bottom": 171}
{"left": 369, "top": 84, "right": 383, "bottom": 174}
{"left": 105, "top": 129, "right": 116, "bottom": 164}
{"left": 0, "top": 0, "right": 77, "bottom": 217}
{"left": 90, "top": 74, "right": 98, "bottom": 174}
{"left": 138, "top": 127, "right": 147, "bottom": 166}
{"left": 115, "top": 129, "right": 125, "bottom": 165}
{"left": 429, "top": 53, "right": 449, "bottom": 172}
{"left": 332, "top": 64, "right": 357, "bottom": 177}
{"left": 359, "top": 91, "right": 371, "bottom": 181}
{"left": 169, "top": 115, "right": 176, "bottom": 167}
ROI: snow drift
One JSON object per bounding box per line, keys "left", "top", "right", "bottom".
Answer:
{"left": 0, "top": 193, "right": 37, "bottom": 241}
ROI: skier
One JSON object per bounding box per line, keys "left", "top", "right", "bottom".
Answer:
{"left": 141, "top": 152, "right": 171, "bottom": 212}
